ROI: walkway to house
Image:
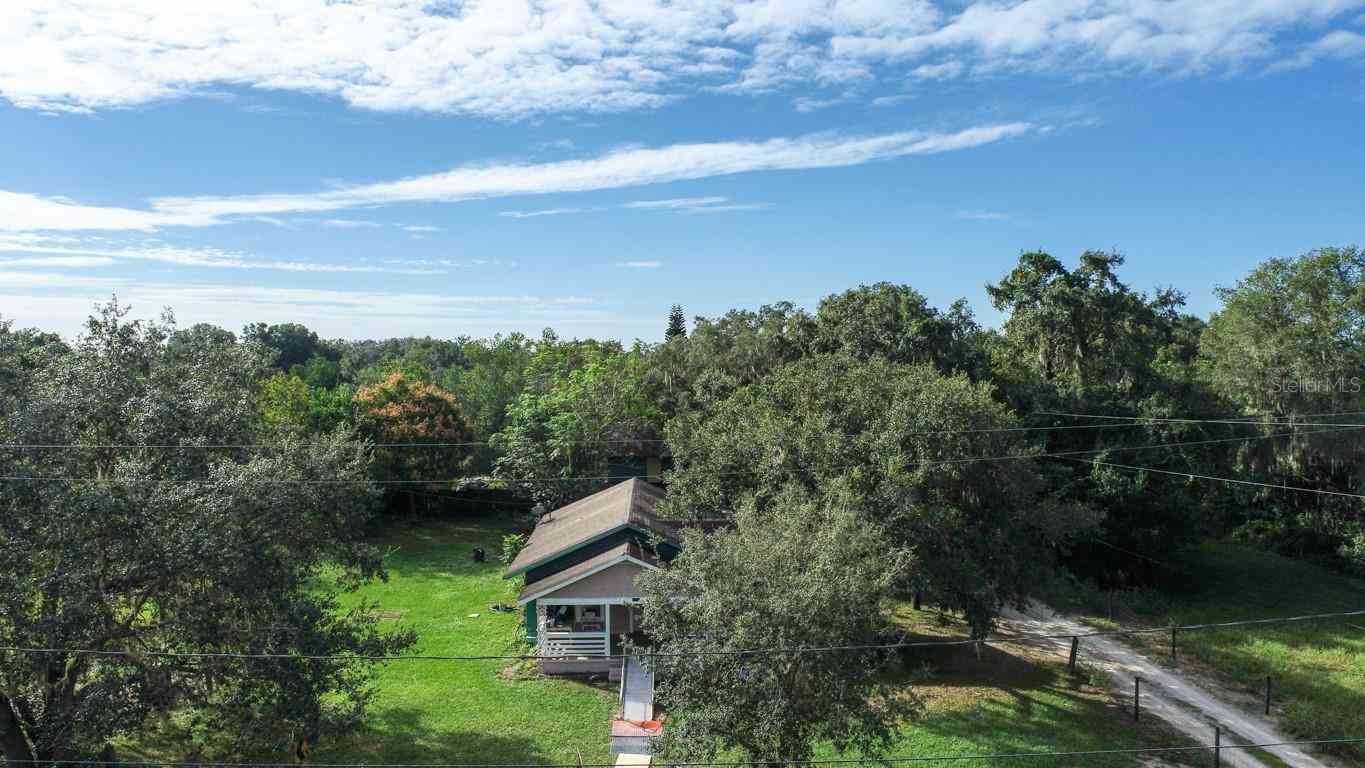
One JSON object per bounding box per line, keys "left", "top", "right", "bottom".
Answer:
{"left": 610, "top": 656, "right": 658, "bottom": 760}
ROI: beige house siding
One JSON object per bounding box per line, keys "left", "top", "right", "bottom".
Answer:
{"left": 544, "top": 561, "right": 648, "bottom": 600}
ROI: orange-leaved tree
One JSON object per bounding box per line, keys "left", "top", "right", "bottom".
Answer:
{"left": 355, "top": 372, "right": 473, "bottom": 514}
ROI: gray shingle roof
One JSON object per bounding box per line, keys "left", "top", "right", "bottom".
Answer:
{"left": 504, "top": 478, "right": 673, "bottom": 577}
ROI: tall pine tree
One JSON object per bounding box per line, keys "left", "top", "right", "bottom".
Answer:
{"left": 666, "top": 304, "right": 687, "bottom": 340}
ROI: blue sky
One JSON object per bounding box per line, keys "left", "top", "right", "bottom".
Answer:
{"left": 2, "top": 1, "right": 1364, "bottom": 341}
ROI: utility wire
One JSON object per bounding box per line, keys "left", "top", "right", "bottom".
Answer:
{"left": 1061, "top": 456, "right": 1365, "bottom": 500}
{"left": 4, "top": 608, "right": 1361, "bottom": 662}
{"left": 2, "top": 423, "right": 1358, "bottom": 486}
{"left": 1040, "top": 410, "right": 1365, "bottom": 429}
{"left": 8, "top": 407, "right": 1365, "bottom": 451}
{"left": 2, "top": 738, "right": 1363, "bottom": 767}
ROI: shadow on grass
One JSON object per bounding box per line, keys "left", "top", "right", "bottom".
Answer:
{"left": 335, "top": 706, "right": 554, "bottom": 764}
{"left": 869, "top": 619, "right": 1200, "bottom": 767}
{"left": 374, "top": 516, "right": 521, "bottom": 580}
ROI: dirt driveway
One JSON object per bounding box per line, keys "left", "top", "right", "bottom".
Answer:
{"left": 998, "top": 603, "right": 1333, "bottom": 768}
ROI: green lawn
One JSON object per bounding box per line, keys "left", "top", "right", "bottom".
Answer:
{"left": 321, "top": 515, "right": 619, "bottom": 764}
{"left": 120, "top": 515, "right": 1213, "bottom": 764}
{"left": 1065, "top": 542, "right": 1365, "bottom": 762}
{"left": 836, "top": 608, "right": 1199, "bottom": 767}
{"left": 329, "top": 515, "right": 1192, "bottom": 766}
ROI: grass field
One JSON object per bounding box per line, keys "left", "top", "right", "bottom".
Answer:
{"left": 857, "top": 607, "right": 1197, "bottom": 767}
{"left": 119, "top": 514, "right": 1217, "bottom": 765}
{"left": 323, "top": 514, "right": 1193, "bottom": 766}
{"left": 321, "top": 515, "right": 619, "bottom": 764}
{"left": 1059, "top": 541, "right": 1365, "bottom": 762}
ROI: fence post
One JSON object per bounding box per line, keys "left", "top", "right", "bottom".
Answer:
{"left": 1134, "top": 677, "right": 1141, "bottom": 722}
{"left": 1213, "top": 725, "right": 1221, "bottom": 767}
{"left": 1068, "top": 636, "right": 1079, "bottom": 673}
{"left": 1265, "top": 675, "right": 1271, "bottom": 715}
{"left": 1171, "top": 627, "right": 1177, "bottom": 662}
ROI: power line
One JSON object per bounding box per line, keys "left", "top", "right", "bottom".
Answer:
{"left": 2, "top": 738, "right": 1362, "bottom": 767}
{"left": 1062, "top": 456, "right": 1365, "bottom": 500}
{"left": 1040, "top": 410, "right": 1365, "bottom": 429}
{"left": 9, "top": 407, "right": 1365, "bottom": 452}
{"left": 3, "top": 423, "right": 1358, "bottom": 486}
{"left": 4, "top": 608, "right": 1361, "bottom": 663}
{"left": 0, "top": 438, "right": 667, "bottom": 450}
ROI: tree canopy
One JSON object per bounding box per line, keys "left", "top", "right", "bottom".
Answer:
{"left": 0, "top": 303, "right": 412, "bottom": 763}
{"left": 493, "top": 340, "right": 662, "bottom": 506}
{"left": 663, "top": 353, "right": 1097, "bottom": 635}
{"left": 1199, "top": 246, "right": 1365, "bottom": 569}
{"left": 639, "top": 491, "right": 915, "bottom": 764}
{"left": 355, "top": 372, "right": 474, "bottom": 513}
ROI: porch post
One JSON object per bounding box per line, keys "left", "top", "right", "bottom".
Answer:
{"left": 604, "top": 601, "right": 612, "bottom": 656}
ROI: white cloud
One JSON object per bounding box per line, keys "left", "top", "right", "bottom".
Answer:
{"left": 0, "top": 190, "right": 213, "bottom": 231}
{"left": 957, "top": 209, "right": 1010, "bottom": 221}
{"left": 320, "top": 218, "right": 383, "bottom": 228}
{"left": 2, "top": 277, "right": 612, "bottom": 339}
{"left": 498, "top": 207, "right": 598, "bottom": 219}
{"left": 3, "top": 123, "right": 1034, "bottom": 232}
{"left": 911, "top": 60, "right": 963, "bottom": 79}
{"left": 1, "top": 1, "right": 1358, "bottom": 119}
{"left": 617, "top": 260, "right": 663, "bottom": 268}
{"left": 402, "top": 224, "right": 445, "bottom": 232}
{"left": 383, "top": 257, "right": 515, "bottom": 268}
{"left": 681, "top": 202, "right": 772, "bottom": 213}
{"left": 0, "top": 255, "right": 114, "bottom": 268}
{"left": 792, "top": 94, "right": 854, "bottom": 112}
{"left": 0, "top": 235, "right": 445, "bottom": 274}
{"left": 1272, "top": 29, "right": 1365, "bottom": 70}
{"left": 152, "top": 123, "right": 1033, "bottom": 219}
{"left": 871, "top": 94, "right": 912, "bottom": 108}
{"left": 623, "top": 195, "right": 769, "bottom": 213}
{"left": 623, "top": 196, "right": 729, "bottom": 209}
{"left": 832, "top": 0, "right": 1365, "bottom": 77}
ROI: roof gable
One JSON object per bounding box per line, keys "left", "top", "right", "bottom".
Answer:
{"left": 516, "top": 542, "right": 660, "bottom": 604}
{"left": 504, "top": 479, "right": 674, "bottom": 578}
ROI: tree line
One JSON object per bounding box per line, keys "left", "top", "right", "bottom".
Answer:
{"left": 2, "top": 245, "right": 1362, "bottom": 764}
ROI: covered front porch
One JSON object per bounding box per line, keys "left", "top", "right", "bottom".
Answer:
{"left": 530, "top": 597, "right": 642, "bottom": 673}
{"left": 516, "top": 539, "right": 660, "bottom": 675}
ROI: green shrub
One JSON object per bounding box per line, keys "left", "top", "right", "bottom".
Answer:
{"left": 500, "top": 532, "right": 528, "bottom": 565}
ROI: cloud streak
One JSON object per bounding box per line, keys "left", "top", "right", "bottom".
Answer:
{"left": 625, "top": 196, "right": 737, "bottom": 208}
{"left": 956, "top": 210, "right": 1010, "bottom": 221}
{"left": 0, "top": 236, "right": 447, "bottom": 274}
{"left": 320, "top": 218, "right": 383, "bottom": 228}
{"left": 498, "top": 207, "right": 598, "bottom": 219}
{"left": 3, "top": 123, "right": 1037, "bottom": 232}
{"left": 2, "top": 275, "right": 612, "bottom": 340}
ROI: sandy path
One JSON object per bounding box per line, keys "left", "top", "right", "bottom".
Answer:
{"left": 999, "top": 603, "right": 1331, "bottom": 768}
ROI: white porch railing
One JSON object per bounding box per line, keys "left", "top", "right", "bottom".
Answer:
{"left": 541, "top": 630, "right": 609, "bottom": 657}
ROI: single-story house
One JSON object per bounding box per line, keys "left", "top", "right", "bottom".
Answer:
{"left": 504, "top": 478, "right": 680, "bottom": 674}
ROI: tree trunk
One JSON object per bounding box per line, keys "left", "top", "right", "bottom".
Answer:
{"left": 0, "top": 693, "right": 37, "bottom": 765}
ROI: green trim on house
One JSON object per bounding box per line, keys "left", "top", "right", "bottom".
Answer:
{"left": 524, "top": 600, "right": 537, "bottom": 644}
